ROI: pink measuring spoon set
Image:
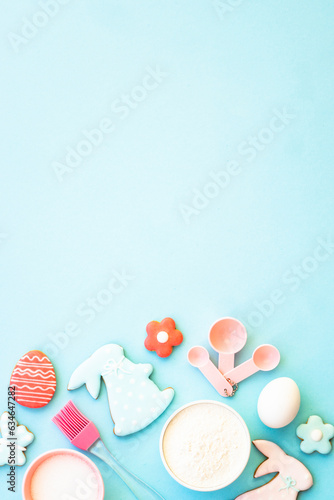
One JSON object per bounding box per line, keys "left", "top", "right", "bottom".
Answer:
{"left": 188, "top": 317, "right": 280, "bottom": 397}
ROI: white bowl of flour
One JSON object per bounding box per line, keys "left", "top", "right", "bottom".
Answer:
{"left": 160, "top": 400, "right": 250, "bottom": 491}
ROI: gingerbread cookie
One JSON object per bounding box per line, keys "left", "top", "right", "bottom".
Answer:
{"left": 145, "top": 317, "right": 183, "bottom": 357}
{"left": 297, "top": 415, "right": 334, "bottom": 454}
{"left": 0, "top": 412, "right": 34, "bottom": 466}
{"left": 235, "top": 440, "right": 313, "bottom": 499}
{"left": 68, "top": 344, "right": 174, "bottom": 436}
{"left": 10, "top": 350, "right": 56, "bottom": 408}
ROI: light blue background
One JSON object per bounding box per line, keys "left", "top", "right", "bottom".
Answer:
{"left": 1, "top": 1, "right": 334, "bottom": 499}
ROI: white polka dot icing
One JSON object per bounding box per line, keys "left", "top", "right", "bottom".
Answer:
{"left": 68, "top": 344, "right": 175, "bottom": 437}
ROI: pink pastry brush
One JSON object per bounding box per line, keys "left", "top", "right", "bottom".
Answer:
{"left": 52, "top": 401, "right": 164, "bottom": 500}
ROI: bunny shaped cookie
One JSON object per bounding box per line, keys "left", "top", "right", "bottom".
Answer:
{"left": 68, "top": 344, "right": 174, "bottom": 437}
{"left": 235, "top": 440, "right": 313, "bottom": 499}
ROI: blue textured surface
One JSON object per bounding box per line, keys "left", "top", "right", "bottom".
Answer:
{"left": 1, "top": 1, "right": 334, "bottom": 499}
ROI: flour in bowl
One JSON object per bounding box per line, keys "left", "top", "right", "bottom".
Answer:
{"left": 162, "top": 402, "right": 250, "bottom": 489}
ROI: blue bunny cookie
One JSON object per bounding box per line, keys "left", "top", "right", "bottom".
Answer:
{"left": 68, "top": 344, "right": 174, "bottom": 436}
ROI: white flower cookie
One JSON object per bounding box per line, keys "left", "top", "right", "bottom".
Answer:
{"left": 0, "top": 412, "right": 34, "bottom": 466}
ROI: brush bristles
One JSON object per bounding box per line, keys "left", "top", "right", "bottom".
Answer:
{"left": 52, "top": 401, "right": 91, "bottom": 441}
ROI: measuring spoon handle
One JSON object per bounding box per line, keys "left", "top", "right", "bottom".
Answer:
{"left": 224, "top": 359, "right": 258, "bottom": 383}
{"left": 218, "top": 353, "right": 235, "bottom": 374}
{"left": 200, "top": 360, "right": 233, "bottom": 396}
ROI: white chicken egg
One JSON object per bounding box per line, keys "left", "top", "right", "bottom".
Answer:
{"left": 257, "top": 377, "right": 300, "bottom": 428}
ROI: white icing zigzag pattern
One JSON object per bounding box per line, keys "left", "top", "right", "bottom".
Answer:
{"left": 20, "top": 354, "right": 51, "bottom": 362}
{"left": 13, "top": 369, "right": 56, "bottom": 379}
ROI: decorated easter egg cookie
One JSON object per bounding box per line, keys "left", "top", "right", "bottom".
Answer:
{"left": 0, "top": 412, "right": 34, "bottom": 466}
{"left": 10, "top": 350, "right": 56, "bottom": 408}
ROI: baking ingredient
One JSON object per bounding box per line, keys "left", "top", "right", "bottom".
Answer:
{"left": 162, "top": 402, "right": 249, "bottom": 489}
{"left": 30, "top": 454, "right": 99, "bottom": 500}
{"left": 257, "top": 377, "right": 300, "bottom": 428}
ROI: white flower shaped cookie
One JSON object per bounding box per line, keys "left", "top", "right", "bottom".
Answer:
{"left": 0, "top": 412, "right": 34, "bottom": 466}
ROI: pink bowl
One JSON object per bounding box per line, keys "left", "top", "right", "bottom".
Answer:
{"left": 22, "top": 448, "right": 104, "bottom": 500}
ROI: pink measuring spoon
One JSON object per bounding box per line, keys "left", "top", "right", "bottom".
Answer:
{"left": 209, "top": 318, "right": 247, "bottom": 373}
{"left": 188, "top": 346, "right": 233, "bottom": 396}
{"left": 224, "top": 344, "right": 280, "bottom": 383}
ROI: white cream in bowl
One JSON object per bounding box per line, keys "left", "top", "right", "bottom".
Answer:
{"left": 160, "top": 400, "right": 250, "bottom": 491}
